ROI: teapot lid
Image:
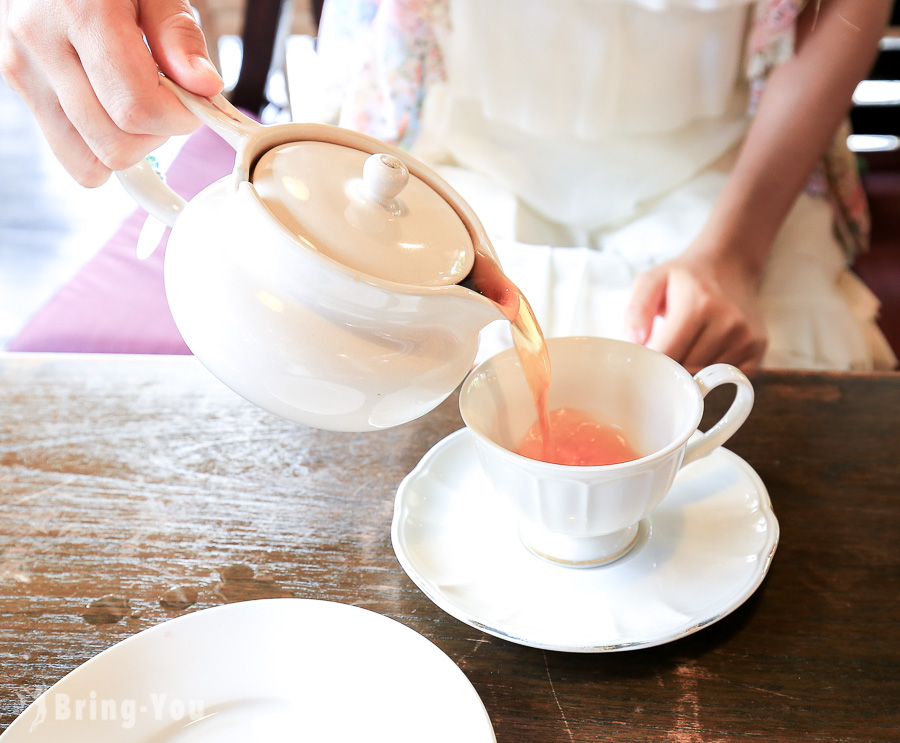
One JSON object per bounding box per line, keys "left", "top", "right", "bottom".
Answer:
{"left": 251, "top": 141, "right": 475, "bottom": 287}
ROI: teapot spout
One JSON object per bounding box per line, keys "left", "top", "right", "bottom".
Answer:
{"left": 431, "top": 172, "right": 530, "bottom": 326}
{"left": 458, "top": 245, "right": 527, "bottom": 325}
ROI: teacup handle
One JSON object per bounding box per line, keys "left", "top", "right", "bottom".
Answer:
{"left": 682, "top": 363, "right": 754, "bottom": 467}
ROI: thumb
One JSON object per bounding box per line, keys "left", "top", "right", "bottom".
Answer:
{"left": 140, "top": 0, "right": 223, "bottom": 96}
{"left": 624, "top": 268, "right": 668, "bottom": 345}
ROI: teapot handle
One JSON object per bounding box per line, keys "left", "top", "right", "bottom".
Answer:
{"left": 116, "top": 157, "right": 187, "bottom": 228}
{"left": 115, "top": 74, "right": 264, "bottom": 228}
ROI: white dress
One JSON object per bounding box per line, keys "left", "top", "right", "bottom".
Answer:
{"left": 318, "top": 0, "right": 897, "bottom": 370}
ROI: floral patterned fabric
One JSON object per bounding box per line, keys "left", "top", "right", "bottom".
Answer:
{"left": 319, "top": 0, "right": 869, "bottom": 258}
{"left": 317, "top": 0, "right": 450, "bottom": 148}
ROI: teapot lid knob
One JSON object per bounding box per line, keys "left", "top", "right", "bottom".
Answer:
{"left": 361, "top": 154, "right": 409, "bottom": 206}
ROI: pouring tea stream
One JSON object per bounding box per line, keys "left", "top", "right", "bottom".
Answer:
{"left": 116, "top": 75, "right": 550, "bottom": 433}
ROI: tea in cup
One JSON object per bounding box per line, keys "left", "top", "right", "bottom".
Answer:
{"left": 459, "top": 336, "right": 754, "bottom": 567}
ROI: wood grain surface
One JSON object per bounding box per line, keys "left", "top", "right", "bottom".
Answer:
{"left": 1, "top": 354, "right": 898, "bottom": 741}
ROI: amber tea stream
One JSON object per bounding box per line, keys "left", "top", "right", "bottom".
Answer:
{"left": 463, "top": 246, "right": 553, "bottom": 448}
{"left": 464, "top": 247, "right": 641, "bottom": 467}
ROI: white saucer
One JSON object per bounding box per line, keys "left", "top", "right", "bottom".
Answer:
{"left": 1, "top": 599, "right": 495, "bottom": 742}
{"left": 392, "top": 429, "right": 779, "bottom": 653}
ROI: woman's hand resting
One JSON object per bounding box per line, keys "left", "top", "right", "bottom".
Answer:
{"left": 624, "top": 253, "right": 768, "bottom": 373}
{"left": 0, "top": 0, "right": 223, "bottom": 186}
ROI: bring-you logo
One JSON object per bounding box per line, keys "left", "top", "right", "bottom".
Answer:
{"left": 27, "top": 690, "right": 205, "bottom": 732}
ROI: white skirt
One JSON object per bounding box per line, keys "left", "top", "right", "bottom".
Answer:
{"left": 441, "top": 161, "right": 898, "bottom": 372}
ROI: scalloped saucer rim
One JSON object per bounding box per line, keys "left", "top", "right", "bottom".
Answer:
{"left": 391, "top": 429, "right": 779, "bottom": 653}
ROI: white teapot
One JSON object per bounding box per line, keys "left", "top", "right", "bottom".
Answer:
{"left": 118, "top": 76, "right": 513, "bottom": 432}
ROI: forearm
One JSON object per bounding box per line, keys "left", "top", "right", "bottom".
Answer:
{"left": 690, "top": 0, "right": 891, "bottom": 279}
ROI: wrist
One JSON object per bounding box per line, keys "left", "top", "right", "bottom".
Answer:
{"left": 682, "top": 230, "right": 770, "bottom": 288}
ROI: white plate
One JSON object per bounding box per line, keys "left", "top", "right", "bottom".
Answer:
{"left": 392, "top": 429, "right": 779, "bottom": 653}
{"left": 1, "top": 598, "right": 495, "bottom": 742}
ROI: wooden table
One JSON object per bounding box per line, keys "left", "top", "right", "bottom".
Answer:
{"left": 1, "top": 353, "right": 898, "bottom": 741}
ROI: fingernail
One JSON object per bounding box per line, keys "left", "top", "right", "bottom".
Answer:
{"left": 189, "top": 54, "right": 223, "bottom": 82}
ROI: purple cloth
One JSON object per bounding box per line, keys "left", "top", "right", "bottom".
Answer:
{"left": 10, "top": 125, "right": 235, "bottom": 354}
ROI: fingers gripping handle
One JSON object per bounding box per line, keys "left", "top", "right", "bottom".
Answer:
{"left": 682, "top": 364, "right": 754, "bottom": 467}
{"left": 115, "top": 74, "right": 262, "bottom": 230}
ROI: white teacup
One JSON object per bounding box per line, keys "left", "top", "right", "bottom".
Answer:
{"left": 459, "top": 336, "right": 754, "bottom": 568}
